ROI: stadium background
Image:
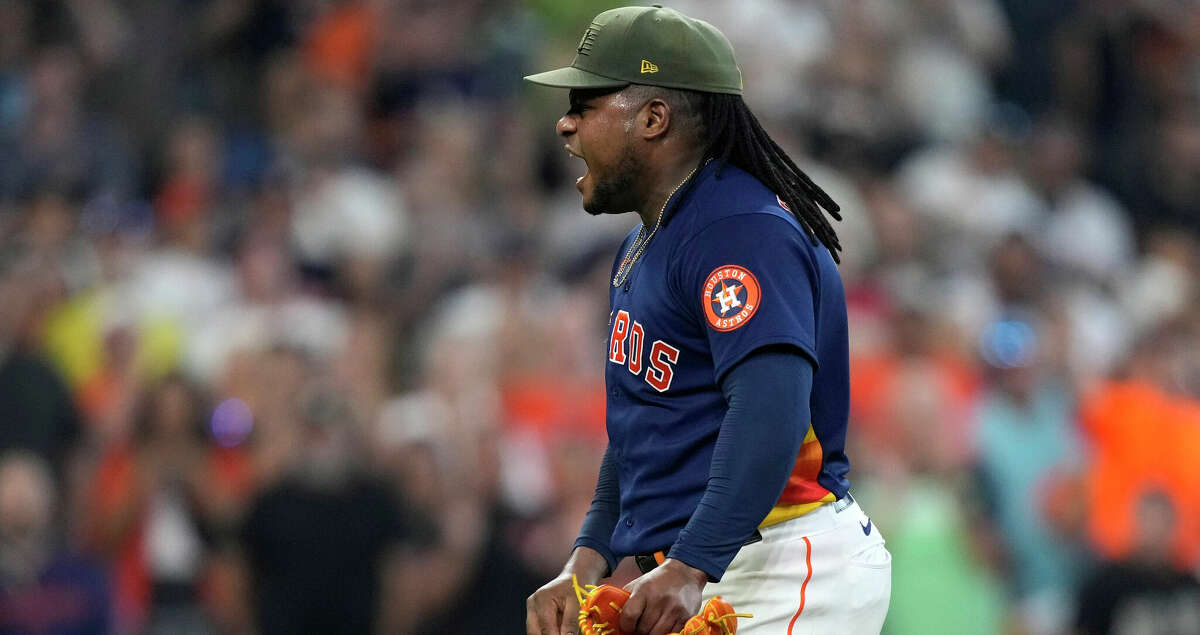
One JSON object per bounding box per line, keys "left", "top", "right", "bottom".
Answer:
{"left": 1, "top": 0, "right": 1199, "bottom": 633}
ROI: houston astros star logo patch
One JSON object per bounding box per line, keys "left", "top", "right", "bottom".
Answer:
{"left": 703, "top": 265, "right": 761, "bottom": 331}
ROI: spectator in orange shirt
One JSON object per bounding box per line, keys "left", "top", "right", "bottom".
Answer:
{"left": 85, "top": 375, "right": 253, "bottom": 633}
{"left": 1080, "top": 324, "right": 1200, "bottom": 569}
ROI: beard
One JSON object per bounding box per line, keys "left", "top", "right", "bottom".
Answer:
{"left": 583, "top": 144, "right": 645, "bottom": 216}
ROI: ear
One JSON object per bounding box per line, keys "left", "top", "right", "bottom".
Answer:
{"left": 639, "top": 98, "right": 671, "bottom": 141}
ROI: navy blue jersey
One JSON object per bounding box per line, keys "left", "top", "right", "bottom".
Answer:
{"left": 603, "top": 161, "right": 851, "bottom": 558}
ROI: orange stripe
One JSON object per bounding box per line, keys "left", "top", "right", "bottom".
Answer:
{"left": 787, "top": 536, "right": 813, "bottom": 635}
{"left": 759, "top": 492, "right": 835, "bottom": 527}
{"left": 777, "top": 425, "right": 832, "bottom": 506}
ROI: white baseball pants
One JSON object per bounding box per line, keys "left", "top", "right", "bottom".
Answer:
{"left": 701, "top": 497, "right": 892, "bottom": 634}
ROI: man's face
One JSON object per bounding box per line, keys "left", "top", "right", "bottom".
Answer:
{"left": 556, "top": 87, "right": 646, "bottom": 215}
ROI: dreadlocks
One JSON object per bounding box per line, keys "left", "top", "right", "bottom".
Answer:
{"left": 630, "top": 86, "right": 844, "bottom": 262}
{"left": 700, "top": 93, "right": 843, "bottom": 262}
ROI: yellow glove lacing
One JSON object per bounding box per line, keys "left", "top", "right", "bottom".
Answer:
{"left": 692, "top": 602, "right": 754, "bottom": 635}
{"left": 569, "top": 575, "right": 753, "bottom": 635}
{"left": 572, "top": 574, "right": 625, "bottom": 635}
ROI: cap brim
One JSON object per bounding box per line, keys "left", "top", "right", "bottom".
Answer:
{"left": 523, "top": 66, "right": 629, "bottom": 90}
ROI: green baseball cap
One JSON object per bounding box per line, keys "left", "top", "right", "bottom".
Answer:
{"left": 524, "top": 5, "right": 743, "bottom": 95}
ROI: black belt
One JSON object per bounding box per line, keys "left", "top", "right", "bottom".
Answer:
{"left": 634, "top": 530, "right": 763, "bottom": 575}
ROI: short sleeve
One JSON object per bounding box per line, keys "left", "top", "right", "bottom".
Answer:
{"left": 672, "top": 213, "right": 819, "bottom": 381}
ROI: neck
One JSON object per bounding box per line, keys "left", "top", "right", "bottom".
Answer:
{"left": 635, "top": 148, "right": 706, "bottom": 227}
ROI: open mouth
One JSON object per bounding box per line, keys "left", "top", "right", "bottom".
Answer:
{"left": 565, "top": 144, "right": 588, "bottom": 186}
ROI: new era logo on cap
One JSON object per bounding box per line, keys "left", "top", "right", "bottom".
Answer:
{"left": 577, "top": 23, "right": 601, "bottom": 55}
{"left": 640, "top": 59, "right": 658, "bottom": 74}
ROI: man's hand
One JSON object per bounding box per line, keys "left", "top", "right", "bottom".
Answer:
{"left": 619, "top": 559, "right": 707, "bottom": 635}
{"left": 526, "top": 547, "right": 609, "bottom": 635}
{"left": 526, "top": 574, "right": 584, "bottom": 635}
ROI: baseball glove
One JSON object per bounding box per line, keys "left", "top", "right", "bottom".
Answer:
{"left": 572, "top": 576, "right": 751, "bottom": 635}
{"left": 573, "top": 575, "right": 633, "bottom": 635}
{"left": 669, "top": 596, "right": 752, "bottom": 635}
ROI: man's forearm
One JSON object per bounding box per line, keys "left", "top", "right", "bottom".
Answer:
{"left": 573, "top": 444, "right": 621, "bottom": 577}
{"left": 668, "top": 347, "right": 814, "bottom": 580}
{"left": 561, "top": 545, "right": 612, "bottom": 585}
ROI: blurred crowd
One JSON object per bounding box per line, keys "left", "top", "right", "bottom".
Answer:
{"left": 0, "top": 0, "right": 1198, "bottom": 634}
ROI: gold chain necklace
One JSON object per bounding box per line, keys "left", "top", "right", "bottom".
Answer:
{"left": 611, "top": 162, "right": 704, "bottom": 288}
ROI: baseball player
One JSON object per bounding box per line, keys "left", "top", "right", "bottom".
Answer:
{"left": 524, "top": 6, "right": 891, "bottom": 635}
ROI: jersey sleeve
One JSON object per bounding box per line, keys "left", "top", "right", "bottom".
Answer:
{"left": 671, "top": 212, "right": 820, "bottom": 382}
